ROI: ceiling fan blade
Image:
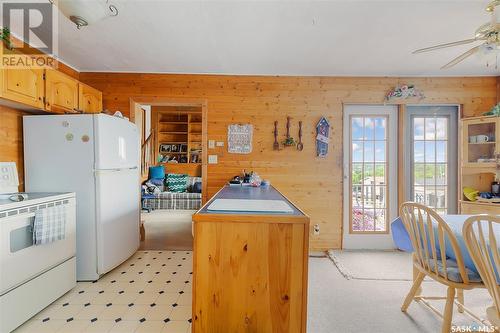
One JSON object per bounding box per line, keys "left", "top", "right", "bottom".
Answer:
{"left": 441, "top": 45, "right": 481, "bottom": 69}
{"left": 413, "top": 38, "right": 479, "bottom": 54}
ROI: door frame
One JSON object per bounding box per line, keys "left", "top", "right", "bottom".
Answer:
{"left": 129, "top": 96, "right": 208, "bottom": 203}
{"left": 342, "top": 104, "right": 398, "bottom": 249}
{"left": 404, "top": 105, "right": 459, "bottom": 214}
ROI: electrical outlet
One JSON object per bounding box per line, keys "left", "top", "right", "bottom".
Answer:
{"left": 216, "top": 141, "right": 224, "bottom": 147}
{"left": 208, "top": 155, "right": 218, "bottom": 164}
{"left": 208, "top": 140, "right": 215, "bottom": 149}
{"left": 313, "top": 224, "right": 320, "bottom": 235}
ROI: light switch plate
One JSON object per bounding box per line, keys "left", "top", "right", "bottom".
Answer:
{"left": 208, "top": 155, "right": 218, "bottom": 164}
{"left": 208, "top": 140, "right": 215, "bottom": 149}
{"left": 216, "top": 141, "right": 224, "bottom": 147}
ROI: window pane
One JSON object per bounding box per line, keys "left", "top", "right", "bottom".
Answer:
{"left": 375, "top": 163, "right": 385, "bottom": 182}
{"left": 425, "top": 118, "right": 436, "bottom": 140}
{"left": 364, "top": 142, "right": 374, "bottom": 162}
{"left": 414, "top": 164, "right": 425, "bottom": 186}
{"left": 414, "top": 186, "right": 425, "bottom": 204}
{"left": 352, "top": 141, "right": 363, "bottom": 162}
{"left": 436, "top": 164, "right": 447, "bottom": 185}
{"left": 426, "top": 187, "right": 437, "bottom": 207}
{"left": 436, "top": 141, "right": 447, "bottom": 163}
{"left": 352, "top": 186, "right": 362, "bottom": 208}
{"left": 374, "top": 142, "right": 385, "bottom": 162}
{"left": 364, "top": 164, "right": 374, "bottom": 181}
{"left": 414, "top": 118, "right": 425, "bottom": 140}
{"left": 364, "top": 118, "right": 374, "bottom": 140}
{"left": 375, "top": 209, "right": 386, "bottom": 232}
{"left": 414, "top": 141, "right": 425, "bottom": 162}
{"left": 425, "top": 141, "right": 435, "bottom": 163}
{"left": 352, "top": 163, "right": 363, "bottom": 184}
{"left": 363, "top": 186, "right": 375, "bottom": 208}
{"left": 436, "top": 118, "right": 448, "bottom": 140}
{"left": 374, "top": 118, "right": 386, "bottom": 140}
{"left": 374, "top": 186, "right": 385, "bottom": 208}
{"left": 425, "top": 164, "right": 436, "bottom": 185}
{"left": 363, "top": 209, "right": 375, "bottom": 231}
{"left": 435, "top": 186, "right": 447, "bottom": 209}
{"left": 352, "top": 207, "right": 364, "bottom": 231}
{"left": 352, "top": 118, "right": 364, "bottom": 140}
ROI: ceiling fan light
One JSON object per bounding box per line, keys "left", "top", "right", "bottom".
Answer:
{"left": 52, "top": 0, "right": 118, "bottom": 28}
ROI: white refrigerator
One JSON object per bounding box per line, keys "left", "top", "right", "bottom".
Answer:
{"left": 23, "top": 114, "right": 140, "bottom": 281}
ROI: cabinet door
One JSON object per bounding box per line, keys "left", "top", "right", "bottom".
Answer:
{"left": 78, "top": 83, "right": 102, "bottom": 113}
{"left": 0, "top": 67, "right": 44, "bottom": 109}
{"left": 461, "top": 117, "right": 497, "bottom": 168}
{"left": 45, "top": 69, "right": 78, "bottom": 114}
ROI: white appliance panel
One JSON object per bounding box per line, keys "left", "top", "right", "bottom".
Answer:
{"left": 95, "top": 168, "right": 140, "bottom": 274}
{"left": 23, "top": 115, "right": 99, "bottom": 280}
{"left": 0, "top": 196, "right": 76, "bottom": 294}
{"left": 94, "top": 115, "right": 140, "bottom": 170}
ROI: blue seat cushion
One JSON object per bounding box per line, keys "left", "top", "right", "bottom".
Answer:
{"left": 426, "top": 258, "right": 482, "bottom": 283}
{"left": 391, "top": 217, "right": 414, "bottom": 252}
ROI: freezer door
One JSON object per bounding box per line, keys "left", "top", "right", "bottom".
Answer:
{"left": 94, "top": 114, "right": 140, "bottom": 170}
{"left": 95, "top": 168, "right": 140, "bottom": 275}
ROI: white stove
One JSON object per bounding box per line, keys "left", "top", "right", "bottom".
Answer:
{"left": 0, "top": 162, "right": 77, "bottom": 332}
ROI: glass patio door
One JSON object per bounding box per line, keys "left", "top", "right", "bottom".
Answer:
{"left": 406, "top": 106, "right": 458, "bottom": 214}
{"left": 343, "top": 105, "right": 398, "bottom": 249}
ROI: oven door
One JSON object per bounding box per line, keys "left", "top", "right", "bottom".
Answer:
{"left": 0, "top": 198, "right": 76, "bottom": 295}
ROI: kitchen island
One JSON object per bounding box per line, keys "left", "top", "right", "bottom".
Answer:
{"left": 192, "top": 185, "right": 310, "bottom": 333}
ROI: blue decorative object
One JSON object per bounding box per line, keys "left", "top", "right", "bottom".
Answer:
{"left": 149, "top": 166, "right": 165, "bottom": 180}
{"left": 391, "top": 217, "right": 414, "bottom": 252}
{"left": 316, "top": 117, "right": 330, "bottom": 157}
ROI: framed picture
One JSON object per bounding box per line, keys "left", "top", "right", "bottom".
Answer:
{"left": 171, "top": 144, "right": 179, "bottom": 152}
{"left": 180, "top": 144, "right": 188, "bottom": 153}
{"left": 160, "top": 144, "right": 171, "bottom": 153}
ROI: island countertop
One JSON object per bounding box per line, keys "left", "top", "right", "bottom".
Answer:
{"left": 191, "top": 184, "right": 309, "bottom": 332}
{"left": 195, "top": 184, "right": 306, "bottom": 217}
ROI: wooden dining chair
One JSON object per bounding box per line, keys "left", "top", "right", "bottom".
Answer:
{"left": 463, "top": 215, "right": 500, "bottom": 330}
{"left": 400, "top": 202, "right": 485, "bottom": 333}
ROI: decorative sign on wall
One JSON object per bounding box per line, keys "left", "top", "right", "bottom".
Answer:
{"left": 316, "top": 117, "right": 330, "bottom": 158}
{"left": 228, "top": 124, "right": 253, "bottom": 154}
{"left": 385, "top": 84, "right": 425, "bottom": 102}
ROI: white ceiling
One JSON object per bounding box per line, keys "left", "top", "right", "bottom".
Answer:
{"left": 53, "top": 0, "right": 500, "bottom": 76}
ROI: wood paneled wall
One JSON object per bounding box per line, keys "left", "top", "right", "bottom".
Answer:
{"left": 0, "top": 106, "right": 26, "bottom": 191}
{"left": 78, "top": 74, "right": 497, "bottom": 250}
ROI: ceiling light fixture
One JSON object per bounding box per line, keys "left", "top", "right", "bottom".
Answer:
{"left": 49, "top": 0, "right": 118, "bottom": 29}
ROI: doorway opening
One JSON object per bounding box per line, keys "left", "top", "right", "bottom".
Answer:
{"left": 130, "top": 98, "right": 207, "bottom": 251}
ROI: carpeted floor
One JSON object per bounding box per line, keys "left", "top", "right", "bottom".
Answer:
{"left": 327, "top": 249, "right": 431, "bottom": 281}
{"left": 308, "top": 253, "right": 493, "bottom": 333}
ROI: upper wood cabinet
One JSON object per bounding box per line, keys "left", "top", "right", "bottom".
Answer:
{"left": 0, "top": 67, "right": 44, "bottom": 109}
{"left": 78, "top": 82, "right": 102, "bottom": 113}
{"left": 45, "top": 69, "right": 79, "bottom": 114}
{"left": 461, "top": 116, "right": 499, "bottom": 168}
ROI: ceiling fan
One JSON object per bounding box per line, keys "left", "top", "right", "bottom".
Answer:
{"left": 413, "top": 0, "right": 500, "bottom": 69}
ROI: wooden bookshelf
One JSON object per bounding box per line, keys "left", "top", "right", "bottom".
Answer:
{"left": 153, "top": 108, "right": 203, "bottom": 165}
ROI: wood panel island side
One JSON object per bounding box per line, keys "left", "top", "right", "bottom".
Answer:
{"left": 192, "top": 185, "right": 310, "bottom": 333}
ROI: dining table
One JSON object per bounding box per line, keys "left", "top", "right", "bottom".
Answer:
{"left": 392, "top": 214, "right": 500, "bottom": 275}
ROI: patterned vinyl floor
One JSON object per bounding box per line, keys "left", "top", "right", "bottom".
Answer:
{"left": 14, "top": 251, "right": 192, "bottom": 333}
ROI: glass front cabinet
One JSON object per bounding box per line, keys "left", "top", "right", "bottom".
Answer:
{"left": 461, "top": 116, "right": 499, "bottom": 168}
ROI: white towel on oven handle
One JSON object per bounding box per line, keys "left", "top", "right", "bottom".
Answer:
{"left": 33, "top": 205, "right": 66, "bottom": 245}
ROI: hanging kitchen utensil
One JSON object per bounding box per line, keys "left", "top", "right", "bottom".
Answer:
{"left": 273, "top": 121, "right": 279, "bottom": 150}
{"left": 283, "top": 116, "right": 296, "bottom": 146}
{"left": 297, "top": 121, "right": 304, "bottom": 151}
